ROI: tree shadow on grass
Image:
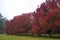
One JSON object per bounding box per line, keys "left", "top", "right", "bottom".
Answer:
{"left": 32, "top": 35, "right": 60, "bottom": 39}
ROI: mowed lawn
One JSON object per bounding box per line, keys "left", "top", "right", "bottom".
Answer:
{"left": 0, "top": 34, "right": 60, "bottom": 40}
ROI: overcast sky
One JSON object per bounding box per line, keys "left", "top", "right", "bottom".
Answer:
{"left": 0, "top": 0, "right": 45, "bottom": 20}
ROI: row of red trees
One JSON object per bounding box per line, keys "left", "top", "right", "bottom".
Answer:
{"left": 5, "top": 0, "right": 60, "bottom": 36}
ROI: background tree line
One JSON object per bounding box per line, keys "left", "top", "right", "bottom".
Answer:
{"left": 5, "top": 0, "right": 60, "bottom": 37}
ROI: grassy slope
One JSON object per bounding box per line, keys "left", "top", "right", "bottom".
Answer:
{"left": 0, "top": 34, "right": 60, "bottom": 40}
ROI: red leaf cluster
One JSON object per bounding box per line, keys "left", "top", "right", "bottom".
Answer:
{"left": 5, "top": 0, "right": 60, "bottom": 35}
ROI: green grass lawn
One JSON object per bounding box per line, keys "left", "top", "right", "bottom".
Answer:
{"left": 0, "top": 34, "right": 60, "bottom": 40}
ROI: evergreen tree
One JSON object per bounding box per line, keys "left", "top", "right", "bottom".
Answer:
{"left": 0, "top": 13, "right": 7, "bottom": 34}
